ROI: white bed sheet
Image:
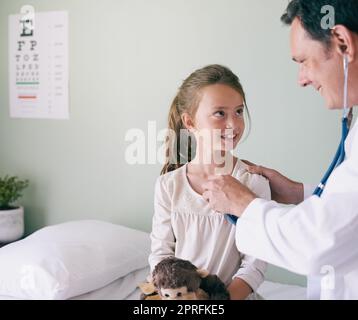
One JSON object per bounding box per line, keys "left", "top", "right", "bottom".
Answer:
{"left": 75, "top": 267, "right": 307, "bottom": 300}
{"left": 72, "top": 267, "right": 149, "bottom": 300}
{"left": 0, "top": 266, "right": 306, "bottom": 300}
{"left": 0, "top": 267, "right": 149, "bottom": 300}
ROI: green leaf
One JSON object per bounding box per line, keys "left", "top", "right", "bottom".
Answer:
{"left": 0, "top": 176, "right": 29, "bottom": 209}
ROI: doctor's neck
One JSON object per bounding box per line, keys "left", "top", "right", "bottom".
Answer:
{"left": 347, "top": 49, "right": 358, "bottom": 108}
{"left": 350, "top": 66, "right": 358, "bottom": 108}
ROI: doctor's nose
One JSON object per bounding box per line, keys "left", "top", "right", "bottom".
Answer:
{"left": 298, "top": 68, "right": 312, "bottom": 87}
{"left": 299, "top": 77, "right": 312, "bottom": 87}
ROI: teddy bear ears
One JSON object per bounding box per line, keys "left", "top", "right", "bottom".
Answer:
{"left": 138, "top": 281, "right": 156, "bottom": 295}
{"left": 196, "top": 269, "right": 210, "bottom": 278}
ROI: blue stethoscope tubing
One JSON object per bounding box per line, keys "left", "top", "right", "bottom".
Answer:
{"left": 314, "top": 54, "right": 351, "bottom": 197}
{"left": 226, "top": 55, "right": 351, "bottom": 224}
{"left": 313, "top": 116, "right": 349, "bottom": 197}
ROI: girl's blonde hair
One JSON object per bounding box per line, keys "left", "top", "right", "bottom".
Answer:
{"left": 161, "top": 64, "right": 250, "bottom": 175}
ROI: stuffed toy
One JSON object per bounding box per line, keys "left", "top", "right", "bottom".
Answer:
{"left": 138, "top": 257, "right": 230, "bottom": 300}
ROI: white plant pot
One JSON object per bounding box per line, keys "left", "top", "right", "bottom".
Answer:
{"left": 0, "top": 206, "right": 24, "bottom": 243}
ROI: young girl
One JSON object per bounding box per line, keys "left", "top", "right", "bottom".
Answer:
{"left": 149, "top": 65, "right": 271, "bottom": 300}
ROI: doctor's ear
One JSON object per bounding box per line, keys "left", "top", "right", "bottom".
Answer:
{"left": 181, "top": 113, "right": 196, "bottom": 132}
{"left": 331, "top": 25, "right": 356, "bottom": 62}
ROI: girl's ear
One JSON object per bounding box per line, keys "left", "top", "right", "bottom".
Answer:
{"left": 181, "top": 113, "right": 195, "bottom": 132}
{"left": 331, "top": 25, "right": 355, "bottom": 62}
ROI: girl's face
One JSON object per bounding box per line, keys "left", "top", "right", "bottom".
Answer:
{"left": 183, "top": 84, "right": 245, "bottom": 153}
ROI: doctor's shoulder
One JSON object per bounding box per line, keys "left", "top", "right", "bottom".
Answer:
{"left": 235, "top": 159, "right": 271, "bottom": 201}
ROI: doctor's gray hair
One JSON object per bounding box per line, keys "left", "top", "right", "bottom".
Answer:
{"left": 281, "top": 0, "right": 358, "bottom": 48}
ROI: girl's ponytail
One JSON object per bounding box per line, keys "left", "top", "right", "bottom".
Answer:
{"left": 160, "top": 96, "right": 193, "bottom": 175}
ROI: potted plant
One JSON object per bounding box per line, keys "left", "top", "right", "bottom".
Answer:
{"left": 0, "top": 176, "right": 29, "bottom": 244}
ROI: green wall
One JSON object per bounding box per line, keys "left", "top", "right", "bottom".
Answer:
{"left": 1, "top": 0, "right": 346, "bottom": 287}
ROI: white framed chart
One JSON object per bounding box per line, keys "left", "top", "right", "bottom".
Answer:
{"left": 9, "top": 10, "right": 69, "bottom": 119}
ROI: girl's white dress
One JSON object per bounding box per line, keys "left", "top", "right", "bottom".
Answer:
{"left": 149, "top": 159, "right": 271, "bottom": 296}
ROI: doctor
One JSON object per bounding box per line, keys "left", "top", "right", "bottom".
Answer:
{"left": 203, "top": 0, "right": 358, "bottom": 299}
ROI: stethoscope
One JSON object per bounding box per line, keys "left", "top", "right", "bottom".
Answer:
{"left": 226, "top": 54, "right": 351, "bottom": 225}
{"left": 313, "top": 54, "right": 351, "bottom": 196}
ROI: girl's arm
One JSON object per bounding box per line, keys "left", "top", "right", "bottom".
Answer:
{"left": 227, "top": 277, "right": 253, "bottom": 300}
{"left": 148, "top": 176, "right": 175, "bottom": 272}
{"left": 230, "top": 255, "right": 267, "bottom": 300}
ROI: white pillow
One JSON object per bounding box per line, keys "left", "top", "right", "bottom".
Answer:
{"left": 0, "top": 220, "right": 150, "bottom": 299}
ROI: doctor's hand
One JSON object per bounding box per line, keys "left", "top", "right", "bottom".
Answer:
{"left": 202, "top": 175, "right": 257, "bottom": 217}
{"left": 242, "top": 160, "right": 303, "bottom": 205}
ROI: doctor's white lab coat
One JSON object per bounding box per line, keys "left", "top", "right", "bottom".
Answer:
{"left": 235, "top": 116, "right": 358, "bottom": 300}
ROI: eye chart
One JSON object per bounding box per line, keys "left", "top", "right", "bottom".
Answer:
{"left": 9, "top": 9, "right": 69, "bottom": 119}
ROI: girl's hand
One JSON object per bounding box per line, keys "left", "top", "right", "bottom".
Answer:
{"left": 202, "top": 175, "right": 257, "bottom": 217}
{"left": 242, "top": 160, "right": 304, "bottom": 205}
